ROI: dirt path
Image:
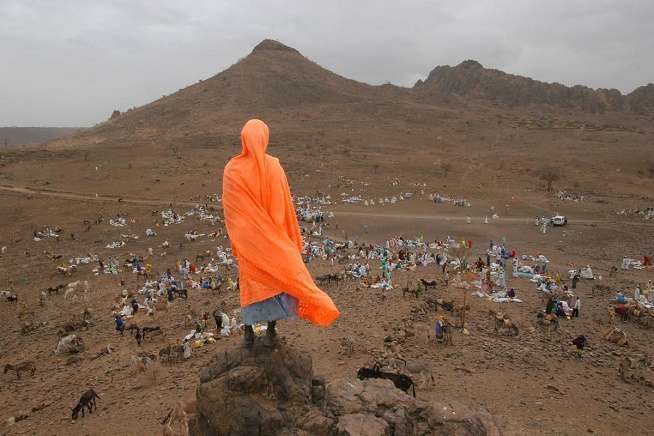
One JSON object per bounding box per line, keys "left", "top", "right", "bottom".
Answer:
{"left": 1, "top": 184, "right": 647, "bottom": 228}
{"left": 0, "top": 184, "right": 206, "bottom": 208}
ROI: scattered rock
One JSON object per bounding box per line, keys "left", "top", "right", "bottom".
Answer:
{"left": 336, "top": 413, "right": 389, "bottom": 436}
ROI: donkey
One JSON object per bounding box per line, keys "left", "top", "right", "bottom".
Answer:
{"left": 71, "top": 389, "right": 101, "bottom": 419}
{"left": 4, "top": 361, "right": 36, "bottom": 380}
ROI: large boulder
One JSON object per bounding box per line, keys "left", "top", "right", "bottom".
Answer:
{"left": 190, "top": 342, "right": 500, "bottom": 436}
{"left": 326, "top": 377, "right": 499, "bottom": 436}
{"left": 193, "top": 343, "right": 315, "bottom": 436}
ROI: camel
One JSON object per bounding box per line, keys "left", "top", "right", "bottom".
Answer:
{"left": 489, "top": 310, "right": 519, "bottom": 336}
{"left": 536, "top": 312, "right": 560, "bottom": 335}
{"left": 602, "top": 327, "right": 628, "bottom": 346}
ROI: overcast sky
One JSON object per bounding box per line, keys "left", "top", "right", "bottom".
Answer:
{"left": 1, "top": 0, "right": 653, "bottom": 127}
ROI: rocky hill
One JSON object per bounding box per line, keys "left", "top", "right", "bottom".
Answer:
{"left": 413, "top": 59, "right": 652, "bottom": 114}
{"left": 51, "top": 39, "right": 653, "bottom": 150}
{"left": 84, "top": 39, "right": 402, "bottom": 145}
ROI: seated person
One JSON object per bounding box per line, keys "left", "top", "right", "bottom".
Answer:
{"left": 555, "top": 301, "right": 566, "bottom": 317}
{"left": 616, "top": 293, "right": 626, "bottom": 305}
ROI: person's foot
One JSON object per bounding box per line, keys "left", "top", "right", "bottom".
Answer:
{"left": 263, "top": 321, "right": 278, "bottom": 347}
{"left": 243, "top": 325, "right": 255, "bottom": 348}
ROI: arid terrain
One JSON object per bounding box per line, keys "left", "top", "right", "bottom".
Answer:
{"left": 1, "top": 40, "right": 653, "bottom": 435}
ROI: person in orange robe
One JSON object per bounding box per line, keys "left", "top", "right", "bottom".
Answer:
{"left": 222, "top": 119, "right": 340, "bottom": 346}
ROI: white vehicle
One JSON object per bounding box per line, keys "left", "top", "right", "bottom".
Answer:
{"left": 551, "top": 215, "right": 567, "bottom": 226}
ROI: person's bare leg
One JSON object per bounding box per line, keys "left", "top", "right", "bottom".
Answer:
{"left": 267, "top": 321, "right": 277, "bottom": 337}
{"left": 263, "top": 321, "right": 277, "bottom": 346}
{"left": 244, "top": 325, "right": 255, "bottom": 347}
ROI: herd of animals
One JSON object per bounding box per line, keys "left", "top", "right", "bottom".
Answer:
{"left": 1, "top": 265, "right": 448, "bottom": 424}
{"left": 2, "top": 221, "right": 652, "bottom": 430}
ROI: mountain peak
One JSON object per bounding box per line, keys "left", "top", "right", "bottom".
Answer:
{"left": 251, "top": 39, "right": 299, "bottom": 55}
{"left": 458, "top": 59, "right": 483, "bottom": 69}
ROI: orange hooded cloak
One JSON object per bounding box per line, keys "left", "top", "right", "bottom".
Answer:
{"left": 222, "top": 119, "right": 340, "bottom": 327}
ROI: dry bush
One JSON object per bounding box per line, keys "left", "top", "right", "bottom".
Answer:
{"left": 434, "top": 161, "right": 453, "bottom": 177}
{"left": 538, "top": 167, "right": 562, "bottom": 192}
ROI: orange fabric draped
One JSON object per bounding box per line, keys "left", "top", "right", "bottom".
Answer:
{"left": 222, "top": 119, "right": 340, "bottom": 327}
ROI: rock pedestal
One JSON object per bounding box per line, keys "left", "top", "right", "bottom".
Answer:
{"left": 191, "top": 341, "right": 499, "bottom": 436}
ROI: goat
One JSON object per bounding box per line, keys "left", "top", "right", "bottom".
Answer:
{"left": 4, "top": 361, "right": 36, "bottom": 380}
{"left": 434, "top": 299, "right": 454, "bottom": 312}
{"left": 338, "top": 337, "right": 355, "bottom": 357}
{"left": 167, "top": 288, "right": 187, "bottom": 300}
{"left": 402, "top": 285, "right": 422, "bottom": 298}
{"left": 159, "top": 345, "right": 185, "bottom": 364}
{"left": 60, "top": 318, "right": 90, "bottom": 335}
{"left": 131, "top": 352, "right": 156, "bottom": 372}
{"left": 56, "top": 334, "right": 85, "bottom": 354}
{"left": 357, "top": 365, "right": 416, "bottom": 397}
{"left": 420, "top": 278, "right": 438, "bottom": 289}
{"left": 57, "top": 265, "right": 77, "bottom": 276}
{"left": 142, "top": 325, "right": 162, "bottom": 337}
{"left": 125, "top": 322, "right": 141, "bottom": 336}
{"left": 46, "top": 284, "right": 65, "bottom": 295}
{"left": 64, "top": 288, "right": 77, "bottom": 300}
{"left": 6, "top": 293, "right": 18, "bottom": 303}
{"left": 402, "top": 358, "right": 435, "bottom": 389}
{"left": 71, "top": 389, "right": 100, "bottom": 419}
{"left": 316, "top": 272, "right": 345, "bottom": 285}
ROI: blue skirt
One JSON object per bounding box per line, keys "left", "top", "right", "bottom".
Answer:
{"left": 242, "top": 293, "right": 298, "bottom": 325}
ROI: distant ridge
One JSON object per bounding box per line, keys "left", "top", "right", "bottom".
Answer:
{"left": 414, "top": 59, "right": 652, "bottom": 114}
{"left": 102, "top": 39, "right": 654, "bottom": 133}
{"left": 0, "top": 127, "right": 80, "bottom": 147}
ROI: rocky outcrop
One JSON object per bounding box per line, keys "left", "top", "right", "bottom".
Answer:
{"left": 627, "top": 83, "right": 654, "bottom": 114}
{"left": 414, "top": 59, "right": 630, "bottom": 113}
{"left": 251, "top": 39, "right": 301, "bottom": 55}
{"left": 190, "top": 342, "right": 499, "bottom": 436}
{"left": 414, "top": 59, "right": 654, "bottom": 115}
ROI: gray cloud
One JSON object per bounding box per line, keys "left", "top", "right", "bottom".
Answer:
{"left": 1, "top": 0, "right": 652, "bottom": 126}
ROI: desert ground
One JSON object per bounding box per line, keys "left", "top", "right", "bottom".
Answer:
{"left": 1, "top": 40, "right": 653, "bottom": 435}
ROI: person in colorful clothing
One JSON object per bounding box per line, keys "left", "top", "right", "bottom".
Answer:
{"left": 222, "top": 120, "right": 339, "bottom": 347}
